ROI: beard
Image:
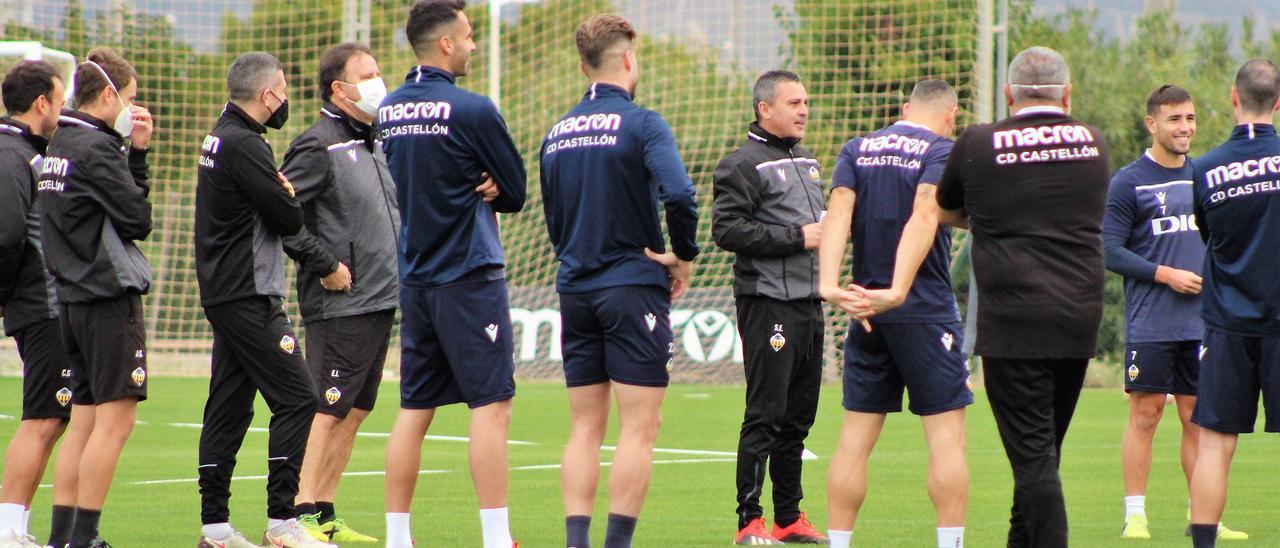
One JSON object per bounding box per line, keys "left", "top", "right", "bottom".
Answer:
{"left": 1160, "top": 134, "right": 1192, "bottom": 155}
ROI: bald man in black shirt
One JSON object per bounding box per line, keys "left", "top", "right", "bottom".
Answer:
{"left": 935, "top": 46, "right": 1111, "bottom": 548}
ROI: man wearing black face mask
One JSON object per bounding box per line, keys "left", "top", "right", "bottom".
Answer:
{"left": 194, "top": 51, "right": 331, "bottom": 548}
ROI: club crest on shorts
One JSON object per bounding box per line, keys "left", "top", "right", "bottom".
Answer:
{"left": 131, "top": 366, "right": 146, "bottom": 387}
{"left": 279, "top": 335, "right": 296, "bottom": 354}
{"left": 941, "top": 332, "right": 955, "bottom": 351}
{"left": 769, "top": 332, "right": 786, "bottom": 352}
{"left": 485, "top": 323, "right": 499, "bottom": 343}
{"left": 325, "top": 386, "right": 342, "bottom": 406}
{"left": 644, "top": 313, "right": 657, "bottom": 332}
{"left": 1200, "top": 345, "right": 1209, "bottom": 361}
{"left": 1127, "top": 364, "right": 1140, "bottom": 381}
{"left": 56, "top": 387, "right": 72, "bottom": 407}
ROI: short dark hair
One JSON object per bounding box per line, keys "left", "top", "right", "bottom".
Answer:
{"left": 909, "top": 79, "right": 957, "bottom": 108}
{"left": 575, "top": 15, "right": 636, "bottom": 70}
{"left": 1235, "top": 59, "right": 1280, "bottom": 116}
{"left": 406, "top": 0, "right": 467, "bottom": 57}
{"left": 3, "top": 60, "right": 61, "bottom": 115}
{"left": 1145, "top": 84, "right": 1193, "bottom": 116}
{"left": 227, "top": 51, "right": 284, "bottom": 103}
{"left": 318, "top": 42, "right": 372, "bottom": 102}
{"left": 752, "top": 70, "right": 801, "bottom": 119}
{"left": 74, "top": 47, "right": 136, "bottom": 108}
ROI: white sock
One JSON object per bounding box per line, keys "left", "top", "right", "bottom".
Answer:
{"left": 479, "top": 507, "right": 512, "bottom": 548}
{"left": 267, "top": 518, "right": 290, "bottom": 532}
{"left": 937, "top": 526, "right": 964, "bottom": 548}
{"left": 828, "top": 529, "right": 852, "bottom": 548}
{"left": 386, "top": 512, "right": 412, "bottom": 547}
{"left": 202, "top": 522, "right": 233, "bottom": 539}
{"left": 0, "top": 503, "right": 23, "bottom": 533}
{"left": 1125, "top": 495, "right": 1146, "bottom": 518}
{"left": 21, "top": 510, "right": 29, "bottom": 535}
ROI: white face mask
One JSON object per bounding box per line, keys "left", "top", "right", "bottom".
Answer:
{"left": 85, "top": 61, "right": 133, "bottom": 138}
{"left": 345, "top": 77, "right": 387, "bottom": 118}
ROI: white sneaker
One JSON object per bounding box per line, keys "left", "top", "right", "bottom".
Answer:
{"left": 261, "top": 520, "right": 335, "bottom": 548}
{"left": 0, "top": 528, "right": 40, "bottom": 548}
{"left": 198, "top": 528, "right": 262, "bottom": 547}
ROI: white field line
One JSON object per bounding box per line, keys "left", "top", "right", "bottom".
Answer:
{"left": 8, "top": 417, "right": 734, "bottom": 455}
{"left": 161, "top": 421, "right": 536, "bottom": 445}
{"left": 130, "top": 468, "right": 451, "bottom": 486}
{"left": 602, "top": 445, "right": 737, "bottom": 457}
{"left": 30, "top": 458, "right": 735, "bottom": 489}
{"left": 511, "top": 457, "right": 736, "bottom": 472}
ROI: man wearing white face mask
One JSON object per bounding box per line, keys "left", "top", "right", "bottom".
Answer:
{"left": 37, "top": 47, "right": 154, "bottom": 548}
{"left": 279, "top": 42, "right": 403, "bottom": 544}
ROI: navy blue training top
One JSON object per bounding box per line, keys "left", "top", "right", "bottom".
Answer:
{"left": 1103, "top": 152, "right": 1204, "bottom": 342}
{"left": 1192, "top": 123, "right": 1280, "bottom": 336}
{"left": 832, "top": 121, "right": 959, "bottom": 323}
{"left": 378, "top": 66, "right": 526, "bottom": 287}
{"left": 539, "top": 83, "right": 699, "bottom": 294}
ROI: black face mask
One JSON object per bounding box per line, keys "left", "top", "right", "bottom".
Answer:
{"left": 265, "top": 98, "right": 289, "bottom": 129}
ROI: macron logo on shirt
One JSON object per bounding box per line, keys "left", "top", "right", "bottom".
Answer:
{"left": 1203, "top": 155, "right": 1280, "bottom": 188}
{"left": 992, "top": 124, "right": 1095, "bottom": 149}
{"left": 859, "top": 133, "right": 930, "bottom": 155}
{"left": 378, "top": 101, "right": 452, "bottom": 123}
{"left": 38, "top": 155, "right": 69, "bottom": 192}
{"left": 546, "top": 113, "right": 622, "bottom": 139}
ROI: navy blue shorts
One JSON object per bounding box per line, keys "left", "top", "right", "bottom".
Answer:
{"left": 399, "top": 274, "right": 516, "bottom": 409}
{"left": 560, "top": 285, "right": 672, "bottom": 388}
{"left": 1124, "top": 340, "right": 1199, "bottom": 395}
{"left": 1192, "top": 328, "right": 1280, "bottom": 434}
{"left": 842, "top": 321, "right": 973, "bottom": 415}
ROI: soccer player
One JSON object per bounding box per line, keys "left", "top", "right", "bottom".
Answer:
{"left": 378, "top": 1, "right": 526, "bottom": 547}
{"left": 38, "top": 47, "right": 155, "bottom": 548}
{"left": 712, "top": 70, "right": 827, "bottom": 546}
{"left": 818, "top": 80, "right": 970, "bottom": 548}
{"left": 281, "top": 42, "right": 399, "bottom": 544}
{"left": 1105, "top": 85, "right": 1245, "bottom": 541}
{"left": 1187, "top": 58, "right": 1280, "bottom": 548}
{"left": 0, "top": 61, "right": 74, "bottom": 548}
{"left": 195, "top": 52, "right": 331, "bottom": 548}
{"left": 540, "top": 15, "right": 698, "bottom": 548}
{"left": 934, "top": 46, "right": 1111, "bottom": 548}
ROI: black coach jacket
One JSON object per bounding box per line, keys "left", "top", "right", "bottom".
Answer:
{"left": 195, "top": 102, "right": 303, "bottom": 307}
{"left": 38, "top": 110, "right": 152, "bottom": 304}
{"left": 0, "top": 118, "right": 59, "bottom": 335}
{"left": 282, "top": 104, "right": 399, "bottom": 322}
{"left": 712, "top": 123, "right": 824, "bottom": 301}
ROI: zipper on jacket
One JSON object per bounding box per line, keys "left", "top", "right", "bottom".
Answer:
{"left": 788, "top": 146, "right": 822, "bottom": 299}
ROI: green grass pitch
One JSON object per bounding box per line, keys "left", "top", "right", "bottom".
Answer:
{"left": 1, "top": 377, "right": 1278, "bottom": 546}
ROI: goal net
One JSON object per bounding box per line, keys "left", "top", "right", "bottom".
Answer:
{"left": 3, "top": 0, "right": 979, "bottom": 382}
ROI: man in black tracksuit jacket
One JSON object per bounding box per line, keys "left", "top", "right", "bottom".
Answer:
{"left": 40, "top": 106, "right": 153, "bottom": 411}
{"left": 0, "top": 61, "right": 75, "bottom": 547}
{"left": 713, "top": 71, "right": 827, "bottom": 545}
{"left": 39, "top": 49, "right": 155, "bottom": 547}
{"left": 193, "top": 52, "right": 322, "bottom": 543}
